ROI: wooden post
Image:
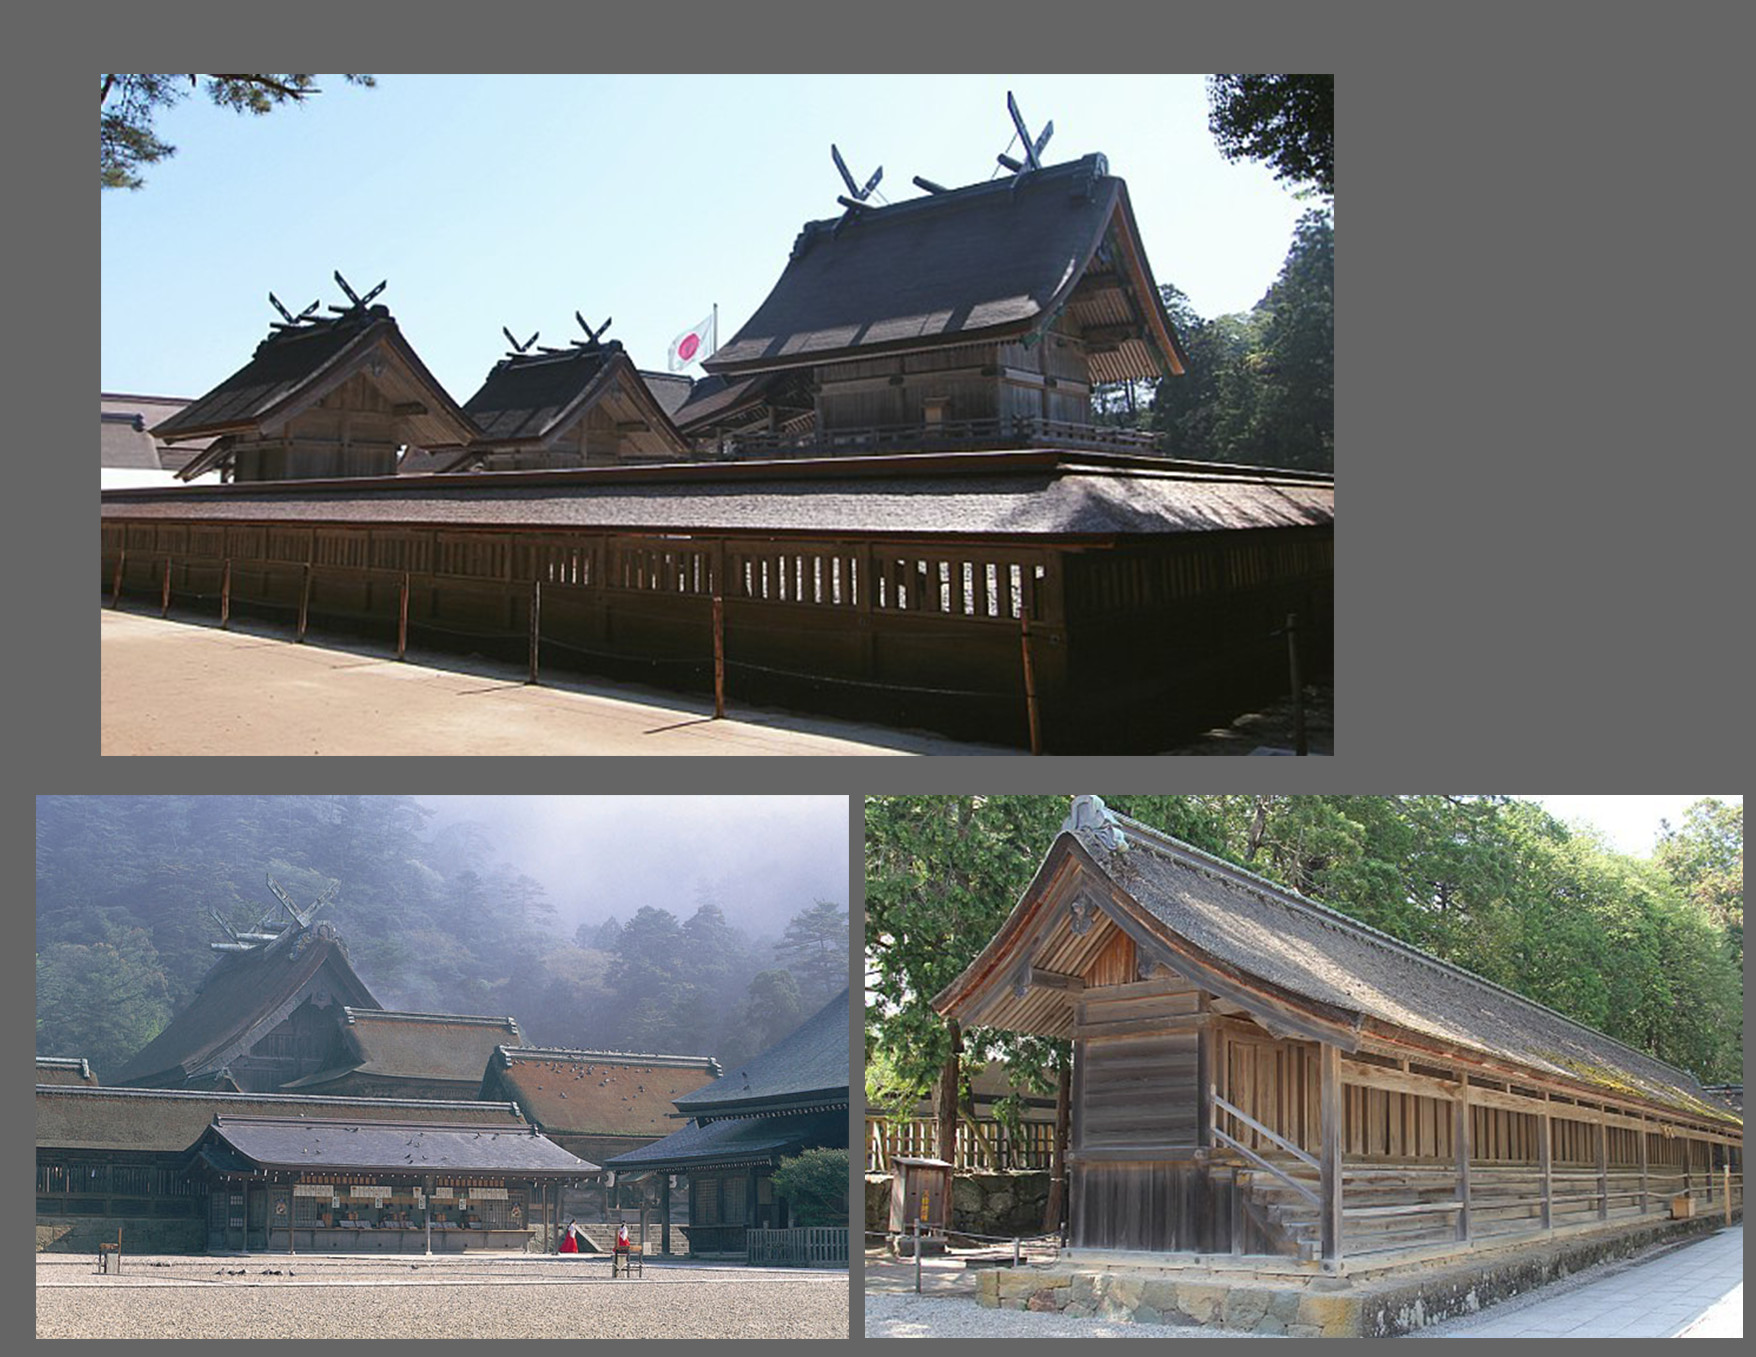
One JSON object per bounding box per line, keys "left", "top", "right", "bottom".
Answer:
{"left": 528, "top": 579, "right": 541, "bottom": 685}
{"left": 397, "top": 571, "right": 410, "bottom": 660}
{"left": 297, "top": 563, "right": 312, "bottom": 642}
{"left": 660, "top": 1174, "right": 671, "bottom": 1256}
{"left": 1454, "top": 1072, "right": 1471, "bottom": 1241}
{"left": 1020, "top": 613, "right": 1043, "bottom": 755}
{"left": 712, "top": 594, "right": 726, "bottom": 718}
{"left": 220, "top": 559, "right": 232, "bottom": 629}
{"left": 423, "top": 1175, "right": 432, "bottom": 1256}
{"left": 1196, "top": 1004, "right": 1215, "bottom": 1150}
{"left": 1726, "top": 1162, "right": 1733, "bottom": 1226}
{"left": 1538, "top": 1095, "right": 1553, "bottom": 1229}
{"left": 160, "top": 557, "right": 172, "bottom": 617}
{"left": 1637, "top": 1112, "right": 1648, "bottom": 1215}
{"left": 1285, "top": 612, "right": 1307, "bottom": 755}
{"left": 1596, "top": 1116, "right": 1608, "bottom": 1221}
{"left": 1319, "top": 1042, "right": 1342, "bottom": 1267}
{"left": 110, "top": 549, "right": 126, "bottom": 609}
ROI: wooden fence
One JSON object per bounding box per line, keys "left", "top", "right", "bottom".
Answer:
{"left": 745, "top": 1226, "right": 849, "bottom": 1267}
{"left": 866, "top": 1117, "right": 1057, "bottom": 1173}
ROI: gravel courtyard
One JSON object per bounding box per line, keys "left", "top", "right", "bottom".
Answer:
{"left": 38, "top": 1254, "right": 848, "bottom": 1340}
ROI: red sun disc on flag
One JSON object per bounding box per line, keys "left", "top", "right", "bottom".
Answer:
{"left": 678, "top": 334, "right": 700, "bottom": 361}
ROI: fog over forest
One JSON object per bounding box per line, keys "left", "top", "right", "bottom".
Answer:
{"left": 414, "top": 795, "right": 850, "bottom": 937}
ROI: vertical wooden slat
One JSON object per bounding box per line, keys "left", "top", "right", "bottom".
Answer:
{"left": 712, "top": 594, "right": 726, "bottom": 719}
{"left": 111, "top": 549, "right": 126, "bottom": 609}
{"left": 1596, "top": 1117, "right": 1609, "bottom": 1220}
{"left": 528, "top": 579, "right": 541, "bottom": 685}
{"left": 397, "top": 571, "right": 410, "bottom": 660}
{"left": 220, "top": 559, "right": 232, "bottom": 628}
{"left": 161, "top": 557, "right": 172, "bottom": 617}
{"left": 1454, "top": 1072, "right": 1471, "bottom": 1241}
{"left": 297, "top": 562, "right": 312, "bottom": 642}
{"left": 1319, "top": 1042, "right": 1342, "bottom": 1266}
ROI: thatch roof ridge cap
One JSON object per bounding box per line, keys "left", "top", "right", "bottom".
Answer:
{"left": 1092, "top": 810, "right": 1720, "bottom": 1092}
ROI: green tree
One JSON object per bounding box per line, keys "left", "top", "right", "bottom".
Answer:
{"left": 100, "top": 74, "right": 376, "bottom": 190}
{"left": 1655, "top": 799, "right": 1743, "bottom": 967}
{"left": 742, "top": 968, "right": 805, "bottom": 1052}
{"left": 773, "top": 899, "right": 848, "bottom": 1004}
{"left": 1208, "top": 74, "right": 1334, "bottom": 196}
{"left": 36, "top": 930, "right": 173, "bottom": 1078}
{"left": 771, "top": 1148, "right": 849, "bottom": 1227}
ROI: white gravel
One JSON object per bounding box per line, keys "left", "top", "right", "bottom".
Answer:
{"left": 864, "top": 1292, "right": 1272, "bottom": 1338}
{"left": 37, "top": 1255, "right": 847, "bottom": 1339}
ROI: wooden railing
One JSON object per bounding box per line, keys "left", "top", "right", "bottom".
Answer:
{"left": 723, "top": 415, "right": 1162, "bottom": 459}
{"left": 865, "top": 1117, "right": 1057, "bottom": 1172}
{"left": 746, "top": 1226, "right": 849, "bottom": 1267}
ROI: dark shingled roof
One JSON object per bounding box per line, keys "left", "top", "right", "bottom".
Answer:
{"left": 937, "top": 802, "right": 1741, "bottom": 1129}
{"left": 433, "top": 341, "right": 691, "bottom": 466}
{"left": 481, "top": 1048, "right": 720, "bottom": 1140}
{"left": 282, "top": 1010, "right": 525, "bottom": 1090}
{"left": 192, "top": 1115, "right": 596, "bottom": 1176}
{"left": 601, "top": 1108, "right": 844, "bottom": 1173}
{"left": 109, "top": 928, "right": 379, "bottom": 1088}
{"left": 100, "top": 450, "right": 1334, "bottom": 541}
{"left": 36, "top": 1085, "right": 526, "bottom": 1153}
{"left": 150, "top": 306, "right": 477, "bottom": 462}
{"left": 674, "top": 989, "right": 848, "bottom": 1121}
{"left": 638, "top": 370, "right": 694, "bottom": 419}
{"left": 705, "top": 154, "right": 1183, "bottom": 382}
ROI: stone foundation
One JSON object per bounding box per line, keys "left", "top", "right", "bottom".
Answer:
{"left": 866, "top": 1171, "right": 1051, "bottom": 1240}
{"left": 975, "top": 1210, "right": 1740, "bottom": 1336}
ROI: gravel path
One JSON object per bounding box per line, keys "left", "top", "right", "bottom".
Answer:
{"left": 865, "top": 1292, "right": 1271, "bottom": 1339}
{"left": 38, "top": 1257, "right": 847, "bottom": 1339}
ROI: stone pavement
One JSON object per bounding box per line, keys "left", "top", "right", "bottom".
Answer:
{"left": 1418, "top": 1224, "right": 1741, "bottom": 1338}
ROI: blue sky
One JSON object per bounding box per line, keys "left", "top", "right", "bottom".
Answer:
{"left": 100, "top": 74, "right": 1313, "bottom": 400}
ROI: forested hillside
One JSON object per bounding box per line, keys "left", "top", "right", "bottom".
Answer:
{"left": 867, "top": 795, "right": 1742, "bottom": 1118}
{"left": 36, "top": 796, "right": 847, "bottom": 1080}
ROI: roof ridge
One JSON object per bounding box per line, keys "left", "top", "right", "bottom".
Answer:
{"left": 345, "top": 1007, "right": 520, "bottom": 1029}
{"left": 500, "top": 1045, "right": 719, "bottom": 1068}
{"left": 1093, "top": 810, "right": 1712, "bottom": 1087}
{"left": 37, "top": 1085, "right": 519, "bottom": 1111}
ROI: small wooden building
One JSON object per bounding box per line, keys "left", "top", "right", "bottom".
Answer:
{"left": 35, "top": 1084, "right": 540, "bottom": 1254}
{"left": 934, "top": 797, "right": 1743, "bottom": 1268}
{"left": 154, "top": 297, "right": 476, "bottom": 482}
{"left": 428, "top": 334, "right": 695, "bottom": 472}
{"left": 603, "top": 989, "right": 850, "bottom": 1259}
{"left": 186, "top": 1113, "right": 592, "bottom": 1253}
{"left": 674, "top": 153, "right": 1183, "bottom": 458}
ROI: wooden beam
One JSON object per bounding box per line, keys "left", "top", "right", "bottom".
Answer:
{"left": 1454, "top": 1073, "right": 1471, "bottom": 1241}
{"left": 1638, "top": 1111, "right": 1648, "bottom": 1218}
{"left": 1028, "top": 966, "right": 1084, "bottom": 993}
{"left": 1538, "top": 1093, "right": 1553, "bottom": 1230}
{"left": 1320, "top": 1042, "right": 1342, "bottom": 1267}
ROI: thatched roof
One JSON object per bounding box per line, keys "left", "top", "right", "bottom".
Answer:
{"left": 281, "top": 1009, "right": 524, "bottom": 1091}
{"left": 705, "top": 154, "right": 1184, "bottom": 383}
{"left": 936, "top": 800, "right": 1741, "bottom": 1129}
{"left": 35, "top": 1085, "right": 524, "bottom": 1154}
{"left": 152, "top": 306, "right": 476, "bottom": 473}
{"left": 190, "top": 1114, "right": 595, "bottom": 1177}
{"left": 109, "top": 927, "right": 378, "bottom": 1089}
{"left": 432, "top": 341, "right": 692, "bottom": 467}
{"left": 100, "top": 450, "right": 1334, "bottom": 542}
{"left": 480, "top": 1048, "right": 720, "bottom": 1140}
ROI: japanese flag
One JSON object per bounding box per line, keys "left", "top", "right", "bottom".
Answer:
{"left": 668, "top": 312, "right": 714, "bottom": 371}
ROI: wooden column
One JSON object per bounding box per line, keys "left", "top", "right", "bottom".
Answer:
{"left": 220, "top": 559, "right": 232, "bottom": 628}
{"left": 1596, "top": 1116, "right": 1608, "bottom": 1220}
{"left": 1319, "top": 1041, "right": 1342, "bottom": 1266}
{"left": 1196, "top": 996, "right": 1215, "bottom": 1150}
{"left": 1637, "top": 1113, "right": 1648, "bottom": 1216}
{"left": 297, "top": 563, "right": 312, "bottom": 642}
{"left": 712, "top": 594, "right": 726, "bottom": 718}
{"left": 397, "top": 571, "right": 410, "bottom": 659}
{"left": 1538, "top": 1094, "right": 1553, "bottom": 1229}
{"left": 1020, "top": 613, "right": 1042, "bottom": 755}
{"left": 110, "top": 549, "right": 126, "bottom": 608}
{"left": 660, "top": 1174, "right": 671, "bottom": 1256}
{"left": 528, "top": 579, "right": 542, "bottom": 684}
{"left": 1454, "top": 1072, "right": 1471, "bottom": 1241}
{"left": 161, "top": 557, "right": 172, "bottom": 617}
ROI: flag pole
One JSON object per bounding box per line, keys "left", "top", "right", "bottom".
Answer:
{"left": 711, "top": 303, "right": 718, "bottom": 358}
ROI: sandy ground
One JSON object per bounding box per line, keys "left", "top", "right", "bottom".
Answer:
{"left": 99, "top": 609, "right": 1008, "bottom": 756}
{"left": 37, "top": 1253, "right": 848, "bottom": 1339}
